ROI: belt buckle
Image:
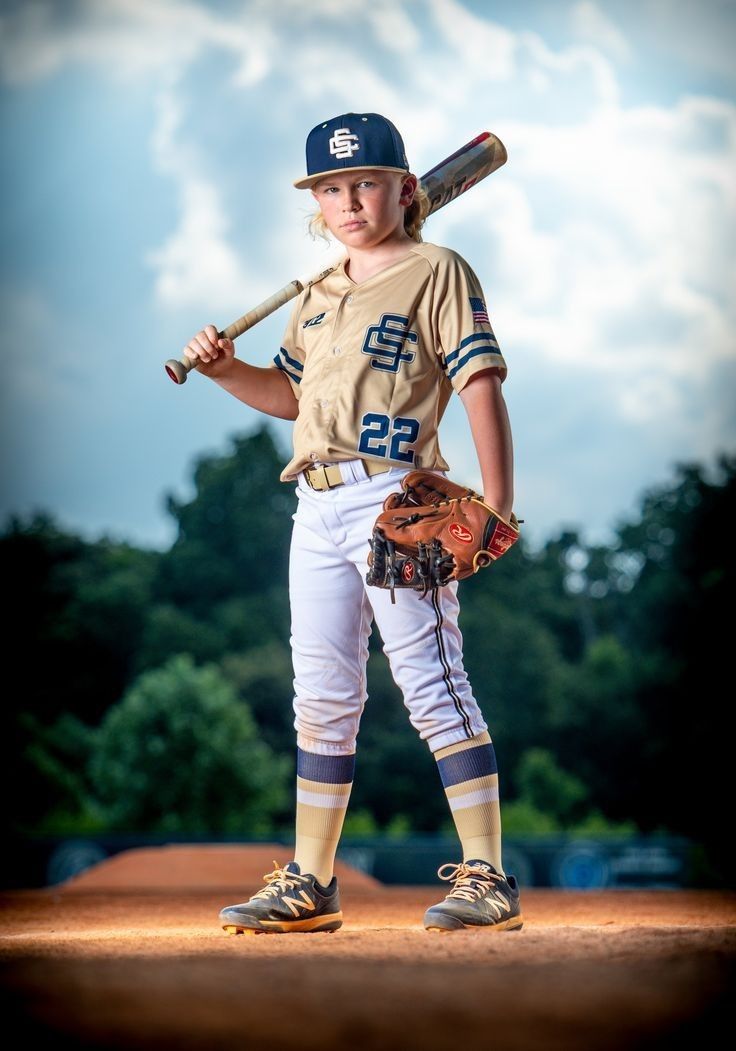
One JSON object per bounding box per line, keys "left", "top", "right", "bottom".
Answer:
{"left": 305, "top": 464, "right": 329, "bottom": 491}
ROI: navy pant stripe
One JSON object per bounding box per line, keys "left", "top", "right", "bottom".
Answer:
{"left": 431, "top": 588, "right": 472, "bottom": 736}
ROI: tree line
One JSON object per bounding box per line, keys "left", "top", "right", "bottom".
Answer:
{"left": 2, "top": 426, "right": 732, "bottom": 881}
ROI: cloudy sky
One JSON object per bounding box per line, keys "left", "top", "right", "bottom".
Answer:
{"left": 1, "top": 0, "right": 734, "bottom": 551}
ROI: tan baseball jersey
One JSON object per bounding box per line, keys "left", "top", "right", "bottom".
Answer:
{"left": 272, "top": 242, "right": 507, "bottom": 482}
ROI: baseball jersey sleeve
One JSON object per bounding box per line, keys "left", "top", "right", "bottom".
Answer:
{"left": 270, "top": 299, "right": 305, "bottom": 398}
{"left": 433, "top": 251, "right": 507, "bottom": 392}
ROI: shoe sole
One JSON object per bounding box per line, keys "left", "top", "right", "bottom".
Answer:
{"left": 222, "top": 912, "right": 343, "bottom": 935}
{"left": 424, "top": 913, "right": 524, "bottom": 932}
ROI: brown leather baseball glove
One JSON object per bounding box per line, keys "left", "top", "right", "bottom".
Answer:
{"left": 366, "top": 470, "right": 520, "bottom": 600}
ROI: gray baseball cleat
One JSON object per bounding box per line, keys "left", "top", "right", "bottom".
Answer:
{"left": 424, "top": 859, "right": 524, "bottom": 931}
{"left": 219, "top": 860, "right": 342, "bottom": 934}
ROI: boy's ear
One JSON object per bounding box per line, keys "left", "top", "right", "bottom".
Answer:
{"left": 399, "top": 174, "right": 418, "bottom": 205}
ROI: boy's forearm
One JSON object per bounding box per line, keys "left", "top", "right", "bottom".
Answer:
{"left": 459, "top": 370, "right": 514, "bottom": 519}
{"left": 210, "top": 359, "right": 299, "bottom": 420}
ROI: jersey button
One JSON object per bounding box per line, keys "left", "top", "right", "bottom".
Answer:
{"left": 333, "top": 346, "right": 342, "bottom": 356}
{"left": 309, "top": 452, "right": 318, "bottom": 460}
{"left": 346, "top": 295, "right": 354, "bottom": 304}
{"left": 318, "top": 399, "right": 330, "bottom": 408}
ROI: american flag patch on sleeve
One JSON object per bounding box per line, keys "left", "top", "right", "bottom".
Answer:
{"left": 469, "top": 296, "right": 490, "bottom": 324}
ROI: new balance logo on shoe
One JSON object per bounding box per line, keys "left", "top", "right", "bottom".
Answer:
{"left": 282, "top": 891, "right": 316, "bottom": 917}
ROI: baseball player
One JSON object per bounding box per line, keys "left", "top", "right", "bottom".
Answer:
{"left": 183, "top": 113, "right": 523, "bottom": 934}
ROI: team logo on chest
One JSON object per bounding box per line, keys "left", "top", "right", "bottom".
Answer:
{"left": 303, "top": 312, "right": 326, "bottom": 328}
{"left": 362, "top": 313, "right": 418, "bottom": 373}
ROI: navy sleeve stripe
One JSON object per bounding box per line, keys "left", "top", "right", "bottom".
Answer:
{"left": 273, "top": 356, "right": 302, "bottom": 384}
{"left": 444, "top": 332, "right": 499, "bottom": 367}
{"left": 447, "top": 344, "right": 503, "bottom": 380}
{"left": 277, "top": 346, "right": 304, "bottom": 372}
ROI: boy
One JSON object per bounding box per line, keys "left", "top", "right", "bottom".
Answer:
{"left": 183, "top": 113, "right": 522, "bottom": 933}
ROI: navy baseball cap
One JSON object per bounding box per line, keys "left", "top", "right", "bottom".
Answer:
{"left": 294, "top": 113, "right": 410, "bottom": 189}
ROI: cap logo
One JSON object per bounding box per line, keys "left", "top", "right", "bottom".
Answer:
{"left": 329, "top": 127, "right": 360, "bottom": 159}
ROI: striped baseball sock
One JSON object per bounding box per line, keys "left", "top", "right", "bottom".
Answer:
{"left": 434, "top": 731, "right": 504, "bottom": 873}
{"left": 294, "top": 747, "right": 355, "bottom": 887}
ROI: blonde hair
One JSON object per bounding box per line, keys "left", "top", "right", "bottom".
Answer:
{"left": 309, "top": 176, "right": 430, "bottom": 244}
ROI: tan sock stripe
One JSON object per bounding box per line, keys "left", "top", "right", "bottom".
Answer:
{"left": 296, "top": 787, "right": 352, "bottom": 810}
{"left": 452, "top": 799, "right": 502, "bottom": 839}
{"left": 297, "top": 776, "right": 352, "bottom": 805}
{"left": 447, "top": 786, "right": 499, "bottom": 811}
{"left": 296, "top": 800, "right": 350, "bottom": 840}
{"left": 434, "top": 730, "right": 491, "bottom": 763}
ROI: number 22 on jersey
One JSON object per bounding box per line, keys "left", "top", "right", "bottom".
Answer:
{"left": 358, "top": 413, "right": 420, "bottom": 464}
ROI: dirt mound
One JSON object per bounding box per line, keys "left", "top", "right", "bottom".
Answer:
{"left": 1, "top": 878, "right": 733, "bottom": 1051}
{"left": 2, "top": 846, "right": 734, "bottom": 1049}
{"left": 61, "top": 844, "right": 380, "bottom": 893}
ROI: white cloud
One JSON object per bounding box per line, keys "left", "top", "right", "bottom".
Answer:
{"left": 0, "top": 0, "right": 270, "bottom": 85}
{"left": 365, "top": 0, "right": 421, "bottom": 54}
{"left": 145, "top": 80, "right": 258, "bottom": 312}
{"left": 641, "top": 0, "right": 736, "bottom": 81}
{"left": 519, "top": 28, "right": 621, "bottom": 109}
{"left": 572, "top": 1, "right": 632, "bottom": 63}
{"left": 433, "top": 92, "right": 736, "bottom": 414}
{"left": 427, "top": 0, "right": 517, "bottom": 82}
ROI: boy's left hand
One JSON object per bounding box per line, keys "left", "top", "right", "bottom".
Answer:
{"left": 366, "top": 470, "right": 520, "bottom": 597}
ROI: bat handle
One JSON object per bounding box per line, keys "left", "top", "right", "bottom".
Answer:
{"left": 164, "top": 326, "right": 235, "bottom": 385}
{"left": 164, "top": 357, "right": 192, "bottom": 384}
{"left": 164, "top": 272, "right": 334, "bottom": 385}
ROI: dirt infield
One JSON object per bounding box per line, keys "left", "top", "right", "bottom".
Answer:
{"left": 1, "top": 845, "right": 733, "bottom": 1050}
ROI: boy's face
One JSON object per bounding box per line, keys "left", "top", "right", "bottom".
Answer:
{"left": 311, "top": 170, "right": 416, "bottom": 249}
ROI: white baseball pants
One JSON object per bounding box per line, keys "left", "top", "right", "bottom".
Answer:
{"left": 289, "top": 462, "right": 488, "bottom": 757}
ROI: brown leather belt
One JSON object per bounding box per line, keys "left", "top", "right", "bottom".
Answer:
{"left": 303, "top": 460, "right": 391, "bottom": 492}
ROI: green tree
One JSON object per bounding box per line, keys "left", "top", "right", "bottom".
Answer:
{"left": 514, "top": 747, "right": 588, "bottom": 824}
{"left": 1, "top": 514, "right": 158, "bottom": 832}
{"left": 19, "top": 713, "right": 97, "bottom": 832}
{"left": 157, "top": 426, "right": 294, "bottom": 620}
{"left": 548, "top": 634, "right": 646, "bottom": 820}
{"left": 607, "top": 457, "right": 734, "bottom": 861}
{"left": 88, "top": 655, "right": 289, "bottom": 834}
{"left": 220, "top": 642, "right": 296, "bottom": 758}
{"left": 2, "top": 514, "right": 157, "bottom": 725}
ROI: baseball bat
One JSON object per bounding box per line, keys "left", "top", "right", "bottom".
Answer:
{"left": 164, "top": 131, "right": 507, "bottom": 384}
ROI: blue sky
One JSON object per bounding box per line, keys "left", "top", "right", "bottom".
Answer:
{"left": 1, "top": 0, "right": 734, "bottom": 550}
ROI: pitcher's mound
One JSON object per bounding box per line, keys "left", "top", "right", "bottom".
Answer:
{"left": 62, "top": 844, "right": 380, "bottom": 893}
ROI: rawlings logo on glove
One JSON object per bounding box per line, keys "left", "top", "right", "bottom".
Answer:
{"left": 366, "top": 470, "right": 520, "bottom": 600}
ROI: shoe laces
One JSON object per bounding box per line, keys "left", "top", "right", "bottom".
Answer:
{"left": 252, "top": 862, "right": 310, "bottom": 901}
{"left": 437, "top": 862, "right": 510, "bottom": 916}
